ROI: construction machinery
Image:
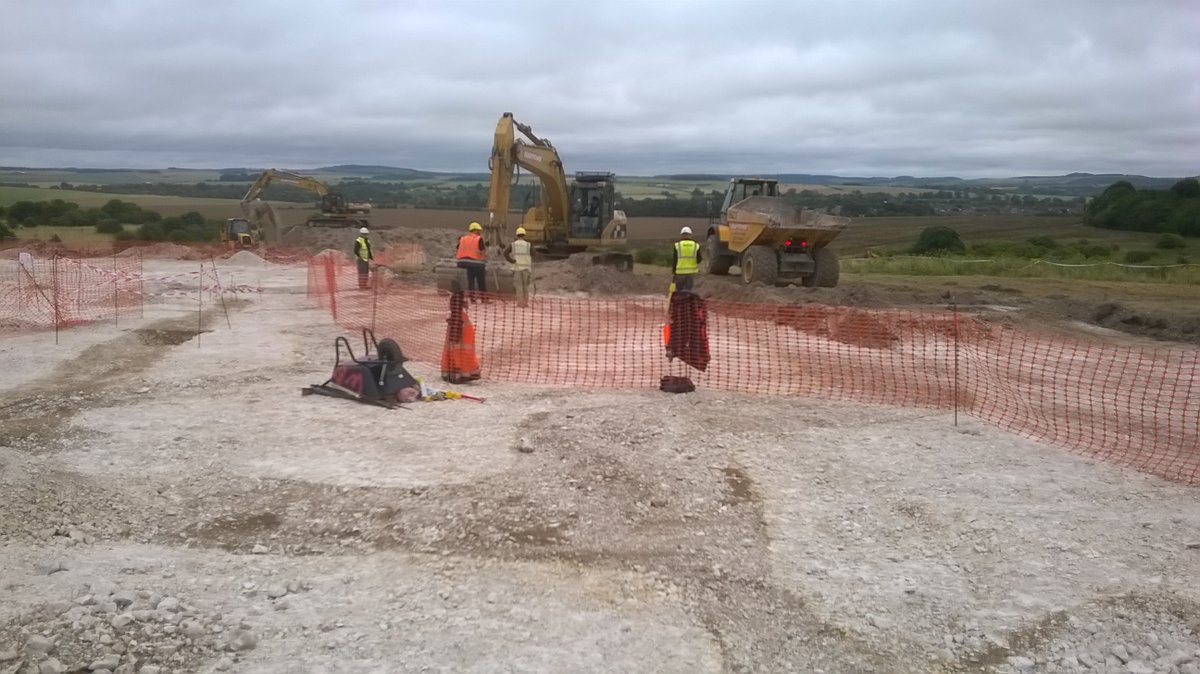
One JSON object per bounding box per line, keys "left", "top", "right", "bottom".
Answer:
{"left": 490, "top": 113, "right": 633, "bottom": 262}
{"left": 220, "top": 217, "right": 256, "bottom": 249}
{"left": 433, "top": 112, "right": 633, "bottom": 294}
{"left": 240, "top": 169, "right": 371, "bottom": 244}
{"left": 704, "top": 178, "right": 849, "bottom": 287}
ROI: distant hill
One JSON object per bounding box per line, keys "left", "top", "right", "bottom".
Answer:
{"left": 650, "top": 172, "right": 1188, "bottom": 196}
{"left": 0, "top": 164, "right": 1190, "bottom": 198}
{"left": 315, "top": 164, "right": 440, "bottom": 178}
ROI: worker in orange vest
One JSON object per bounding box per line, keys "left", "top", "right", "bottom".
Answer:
{"left": 456, "top": 221, "right": 487, "bottom": 302}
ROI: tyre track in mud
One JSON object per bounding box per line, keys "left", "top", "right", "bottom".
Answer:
{"left": 167, "top": 403, "right": 896, "bottom": 672}
{"left": 0, "top": 314, "right": 223, "bottom": 449}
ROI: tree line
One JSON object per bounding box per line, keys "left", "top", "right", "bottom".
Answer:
{"left": 38, "top": 178, "right": 1084, "bottom": 219}
{"left": 0, "top": 198, "right": 219, "bottom": 242}
{"left": 1084, "top": 178, "right": 1200, "bottom": 237}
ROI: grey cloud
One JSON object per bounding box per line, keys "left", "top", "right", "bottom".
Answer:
{"left": 1, "top": 0, "right": 1197, "bottom": 176}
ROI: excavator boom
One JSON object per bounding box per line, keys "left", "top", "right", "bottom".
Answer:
{"left": 242, "top": 169, "right": 329, "bottom": 203}
{"left": 485, "top": 112, "right": 570, "bottom": 251}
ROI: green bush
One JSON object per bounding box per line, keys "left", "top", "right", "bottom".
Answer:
{"left": 911, "top": 226, "right": 965, "bottom": 254}
{"left": 1155, "top": 233, "right": 1187, "bottom": 250}
{"left": 0, "top": 222, "right": 14, "bottom": 239}
{"left": 95, "top": 219, "right": 124, "bottom": 235}
{"left": 1027, "top": 236, "right": 1059, "bottom": 249}
{"left": 1123, "top": 250, "right": 1154, "bottom": 264}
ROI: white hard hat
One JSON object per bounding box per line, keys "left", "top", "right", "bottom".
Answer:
{"left": 680, "top": 226, "right": 693, "bottom": 235}
{"left": 359, "top": 227, "right": 369, "bottom": 234}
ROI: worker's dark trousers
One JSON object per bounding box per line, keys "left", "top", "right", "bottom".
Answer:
{"left": 673, "top": 273, "right": 696, "bottom": 292}
{"left": 357, "top": 258, "right": 370, "bottom": 289}
{"left": 457, "top": 260, "right": 487, "bottom": 299}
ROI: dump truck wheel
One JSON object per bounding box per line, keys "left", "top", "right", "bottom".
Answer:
{"left": 810, "top": 247, "right": 839, "bottom": 288}
{"left": 705, "top": 235, "right": 732, "bottom": 275}
{"left": 741, "top": 245, "right": 778, "bottom": 285}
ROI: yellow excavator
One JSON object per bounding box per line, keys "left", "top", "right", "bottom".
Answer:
{"left": 483, "top": 112, "right": 632, "bottom": 269}
{"left": 229, "top": 169, "right": 372, "bottom": 245}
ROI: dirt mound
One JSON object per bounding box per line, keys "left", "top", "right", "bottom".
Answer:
{"left": 116, "top": 242, "right": 204, "bottom": 260}
{"left": 223, "top": 250, "right": 272, "bottom": 268}
{"left": 282, "top": 225, "right": 459, "bottom": 262}
{"left": 536, "top": 255, "right": 663, "bottom": 295}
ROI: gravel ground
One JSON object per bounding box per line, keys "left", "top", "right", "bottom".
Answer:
{"left": 2, "top": 258, "right": 1199, "bottom": 673}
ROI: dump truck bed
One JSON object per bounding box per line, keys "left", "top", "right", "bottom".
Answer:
{"left": 726, "top": 196, "right": 850, "bottom": 248}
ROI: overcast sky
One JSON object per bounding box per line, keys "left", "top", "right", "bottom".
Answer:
{"left": 1, "top": 0, "right": 1197, "bottom": 177}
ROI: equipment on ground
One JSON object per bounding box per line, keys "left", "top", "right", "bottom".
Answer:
{"left": 704, "top": 178, "right": 849, "bottom": 287}
{"left": 434, "top": 113, "right": 633, "bottom": 293}
{"left": 415, "top": 376, "right": 486, "bottom": 403}
{"left": 301, "top": 329, "right": 418, "bottom": 409}
{"left": 220, "top": 217, "right": 256, "bottom": 249}
{"left": 240, "top": 169, "right": 372, "bottom": 244}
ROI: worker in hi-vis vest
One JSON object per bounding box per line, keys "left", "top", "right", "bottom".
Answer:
{"left": 503, "top": 226, "right": 534, "bottom": 308}
{"left": 353, "top": 227, "right": 373, "bottom": 289}
{"left": 672, "top": 226, "right": 702, "bottom": 292}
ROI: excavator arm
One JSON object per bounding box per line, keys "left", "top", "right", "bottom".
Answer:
{"left": 239, "top": 169, "right": 335, "bottom": 245}
{"left": 485, "top": 112, "right": 571, "bottom": 251}
{"left": 241, "top": 169, "right": 330, "bottom": 203}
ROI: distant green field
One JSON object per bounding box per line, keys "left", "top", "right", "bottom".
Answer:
{"left": 0, "top": 185, "right": 240, "bottom": 210}
{"left": 834, "top": 216, "right": 1173, "bottom": 256}
{"left": 10, "top": 225, "right": 132, "bottom": 244}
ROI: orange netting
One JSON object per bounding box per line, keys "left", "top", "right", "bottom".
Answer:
{"left": 308, "top": 255, "right": 1200, "bottom": 485}
{"left": 0, "top": 253, "right": 144, "bottom": 331}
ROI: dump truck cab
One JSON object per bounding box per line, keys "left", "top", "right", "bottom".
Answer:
{"left": 705, "top": 177, "right": 848, "bottom": 287}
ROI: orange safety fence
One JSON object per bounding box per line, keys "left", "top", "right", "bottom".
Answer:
{"left": 308, "top": 255, "right": 1200, "bottom": 485}
{"left": 0, "top": 253, "right": 144, "bottom": 332}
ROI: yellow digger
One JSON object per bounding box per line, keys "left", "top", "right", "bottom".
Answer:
{"left": 434, "top": 112, "right": 634, "bottom": 293}
{"left": 239, "top": 169, "right": 372, "bottom": 245}
{"left": 220, "top": 217, "right": 256, "bottom": 249}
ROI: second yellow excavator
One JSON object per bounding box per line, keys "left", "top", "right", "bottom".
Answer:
{"left": 235, "top": 169, "right": 371, "bottom": 245}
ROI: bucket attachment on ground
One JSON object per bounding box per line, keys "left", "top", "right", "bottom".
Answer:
{"left": 302, "top": 329, "right": 419, "bottom": 409}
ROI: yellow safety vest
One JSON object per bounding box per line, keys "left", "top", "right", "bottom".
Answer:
{"left": 511, "top": 239, "right": 533, "bottom": 270}
{"left": 674, "top": 239, "right": 699, "bottom": 275}
{"left": 355, "top": 236, "right": 371, "bottom": 262}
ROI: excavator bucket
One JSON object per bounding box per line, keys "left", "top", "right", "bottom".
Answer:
{"left": 433, "top": 260, "right": 517, "bottom": 296}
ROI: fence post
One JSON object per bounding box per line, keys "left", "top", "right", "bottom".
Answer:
{"left": 197, "top": 263, "right": 203, "bottom": 348}
{"left": 113, "top": 254, "right": 119, "bottom": 327}
{"left": 952, "top": 302, "right": 959, "bottom": 427}
{"left": 324, "top": 255, "right": 338, "bottom": 320}
{"left": 371, "top": 268, "right": 380, "bottom": 334}
{"left": 52, "top": 254, "right": 60, "bottom": 345}
{"left": 210, "top": 256, "right": 232, "bottom": 330}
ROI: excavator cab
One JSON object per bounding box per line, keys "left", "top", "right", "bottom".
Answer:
{"left": 320, "top": 193, "right": 350, "bottom": 215}
{"left": 568, "top": 172, "right": 616, "bottom": 239}
{"left": 222, "top": 218, "right": 255, "bottom": 249}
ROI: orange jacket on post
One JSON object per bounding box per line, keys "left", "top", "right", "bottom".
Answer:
{"left": 456, "top": 232, "right": 485, "bottom": 261}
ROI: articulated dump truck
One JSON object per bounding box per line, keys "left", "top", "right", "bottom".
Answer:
{"left": 705, "top": 178, "right": 850, "bottom": 287}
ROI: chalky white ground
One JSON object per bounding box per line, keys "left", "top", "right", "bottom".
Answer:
{"left": 1, "top": 258, "right": 1198, "bottom": 673}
